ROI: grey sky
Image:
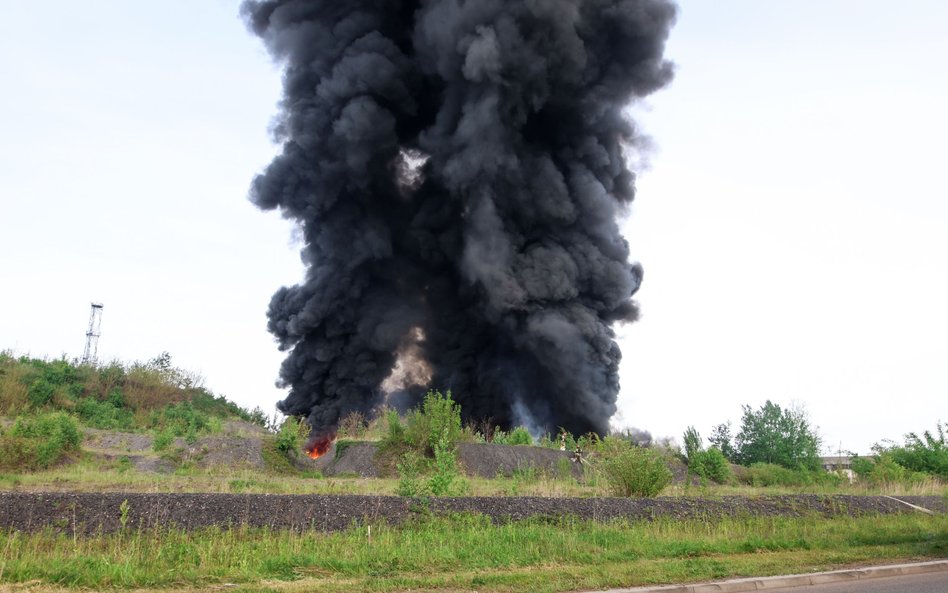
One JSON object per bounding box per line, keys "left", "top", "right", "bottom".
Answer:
{"left": 1, "top": 1, "right": 945, "bottom": 453}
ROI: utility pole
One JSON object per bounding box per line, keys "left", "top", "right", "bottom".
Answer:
{"left": 81, "top": 302, "right": 104, "bottom": 365}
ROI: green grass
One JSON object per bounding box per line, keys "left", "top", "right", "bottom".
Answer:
{"left": 2, "top": 453, "right": 946, "bottom": 499}
{"left": 0, "top": 352, "right": 265, "bottom": 434}
{"left": 0, "top": 513, "right": 943, "bottom": 592}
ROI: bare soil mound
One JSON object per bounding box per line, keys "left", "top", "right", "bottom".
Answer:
{"left": 0, "top": 492, "right": 940, "bottom": 535}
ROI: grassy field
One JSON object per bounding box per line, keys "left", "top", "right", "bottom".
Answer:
{"left": 0, "top": 513, "right": 944, "bottom": 592}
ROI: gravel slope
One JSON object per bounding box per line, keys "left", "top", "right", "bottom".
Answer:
{"left": 0, "top": 493, "right": 940, "bottom": 534}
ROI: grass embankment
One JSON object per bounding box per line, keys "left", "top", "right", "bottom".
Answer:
{"left": 0, "top": 513, "right": 944, "bottom": 592}
{"left": 3, "top": 458, "right": 944, "bottom": 498}
{"left": 0, "top": 352, "right": 269, "bottom": 473}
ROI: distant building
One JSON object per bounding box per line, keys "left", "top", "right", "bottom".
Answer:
{"left": 820, "top": 456, "right": 855, "bottom": 482}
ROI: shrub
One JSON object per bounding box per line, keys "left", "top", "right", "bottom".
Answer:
{"left": 850, "top": 452, "right": 921, "bottom": 487}
{"left": 379, "top": 390, "right": 463, "bottom": 458}
{"left": 245, "top": 406, "right": 269, "bottom": 429}
{"left": 596, "top": 437, "right": 672, "bottom": 497}
{"left": 152, "top": 428, "right": 176, "bottom": 453}
{"left": 27, "top": 379, "right": 57, "bottom": 408}
{"left": 384, "top": 391, "right": 469, "bottom": 496}
{"left": 0, "top": 412, "right": 82, "bottom": 470}
{"left": 275, "top": 417, "right": 308, "bottom": 454}
{"left": 426, "top": 432, "right": 465, "bottom": 496}
{"left": 850, "top": 455, "right": 875, "bottom": 479}
{"left": 496, "top": 426, "right": 533, "bottom": 446}
{"left": 884, "top": 422, "right": 947, "bottom": 480}
{"left": 689, "top": 447, "right": 733, "bottom": 484}
{"left": 396, "top": 451, "right": 427, "bottom": 497}
{"left": 75, "top": 397, "right": 134, "bottom": 430}
{"left": 739, "top": 462, "right": 841, "bottom": 488}
{"left": 150, "top": 402, "right": 212, "bottom": 436}
{"left": 404, "top": 390, "right": 462, "bottom": 455}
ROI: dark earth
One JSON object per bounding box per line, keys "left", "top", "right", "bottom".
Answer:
{"left": 313, "top": 441, "right": 587, "bottom": 479}
{"left": 0, "top": 492, "right": 941, "bottom": 535}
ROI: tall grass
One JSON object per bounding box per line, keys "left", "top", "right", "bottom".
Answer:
{"left": 0, "top": 513, "right": 943, "bottom": 591}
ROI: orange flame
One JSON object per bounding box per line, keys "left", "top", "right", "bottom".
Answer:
{"left": 305, "top": 434, "right": 335, "bottom": 460}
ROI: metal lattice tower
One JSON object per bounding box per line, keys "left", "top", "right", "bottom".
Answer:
{"left": 81, "top": 302, "right": 104, "bottom": 365}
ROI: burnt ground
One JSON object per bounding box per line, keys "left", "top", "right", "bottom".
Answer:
{"left": 0, "top": 492, "right": 941, "bottom": 535}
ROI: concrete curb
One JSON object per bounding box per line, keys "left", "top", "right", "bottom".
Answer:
{"left": 585, "top": 559, "right": 948, "bottom": 593}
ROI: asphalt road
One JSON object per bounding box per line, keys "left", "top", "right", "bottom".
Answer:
{"left": 764, "top": 571, "right": 948, "bottom": 593}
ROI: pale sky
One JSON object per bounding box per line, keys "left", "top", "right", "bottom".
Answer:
{"left": 1, "top": 1, "right": 945, "bottom": 454}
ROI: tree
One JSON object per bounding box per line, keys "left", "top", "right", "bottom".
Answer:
{"left": 682, "top": 426, "right": 702, "bottom": 462}
{"left": 708, "top": 422, "right": 736, "bottom": 461}
{"left": 880, "top": 421, "right": 947, "bottom": 480}
{"left": 734, "top": 400, "right": 821, "bottom": 470}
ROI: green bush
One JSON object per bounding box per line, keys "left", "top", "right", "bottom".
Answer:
{"left": 850, "top": 455, "right": 875, "bottom": 478}
{"left": 850, "top": 452, "right": 924, "bottom": 487}
{"left": 883, "top": 422, "right": 947, "bottom": 480}
{"left": 596, "top": 437, "right": 672, "bottom": 497}
{"left": 21, "top": 358, "right": 78, "bottom": 388}
{"left": 494, "top": 426, "right": 533, "bottom": 446}
{"left": 396, "top": 451, "right": 427, "bottom": 497}
{"left": 149, "top": 402, "right": 213, "bottom": 436}
{"left": 740, "top": 462, "right": 841, "bottom": 488}
{"left": 404, "top": 390, "right": 462, "bottom": 455}
{"left": 75, "top": 397, "right": 135, "bottom": 430}
{"left": 27, "top": 379, "right": 56, "bottom": 408}
{"left": 426, "top": 433, "right": 466, "bottom": 496}
{"left": 275, "top": 417, "right": 308, "bottom": 454}
{"left": 380, "top": 390, "right": 463, "bottom": 457}
{"left": 384, "top": 391, "right": 468, "bottom": 497}
{"left": 152, "top": 428, "right": 176, "bottom": 453}
{"left": 0, "top": 412, "right": 82, "bottom": 470}
{"left": 689, "top": 447, "right": 733, "bottom": 484}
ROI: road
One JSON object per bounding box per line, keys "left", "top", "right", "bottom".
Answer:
{"left": 764, "top": 571, "right": 948, "bottom": 593}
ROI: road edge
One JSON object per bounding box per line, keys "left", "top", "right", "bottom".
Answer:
{"left": 585, "top": 559, "right": 948, "bottom": 593}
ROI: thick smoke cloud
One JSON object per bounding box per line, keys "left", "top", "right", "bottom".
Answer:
{"left": 243, "top": 0, "right": 676, "bottom": 440}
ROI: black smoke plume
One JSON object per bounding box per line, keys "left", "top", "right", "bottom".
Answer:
{"left": 242, "top": 0, "right": 676, "bottom": 441}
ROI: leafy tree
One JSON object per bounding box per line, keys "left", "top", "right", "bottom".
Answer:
{"left": 734, "top": 400, "right": 821, "bottom": 470}
{"left": 890, "top": 422, "right": 947, "bottom": 479}
{"left": 708, "top": 422, "right": 736, "bottom": 461}
{"left": 682, "top": 426, "right": 702, "bottom": 461}
{"left": 849, "top": 422, "right": 946, "bottom": 486}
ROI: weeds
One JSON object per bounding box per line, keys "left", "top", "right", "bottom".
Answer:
{"left": 0, "top": 412, "right": 81, "bottom": 470}
{"left": 0, "top": 513, "right": 942, "bottom": 591}
{"left": 595, "top": 437, "right": 672, "bottom": 497}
